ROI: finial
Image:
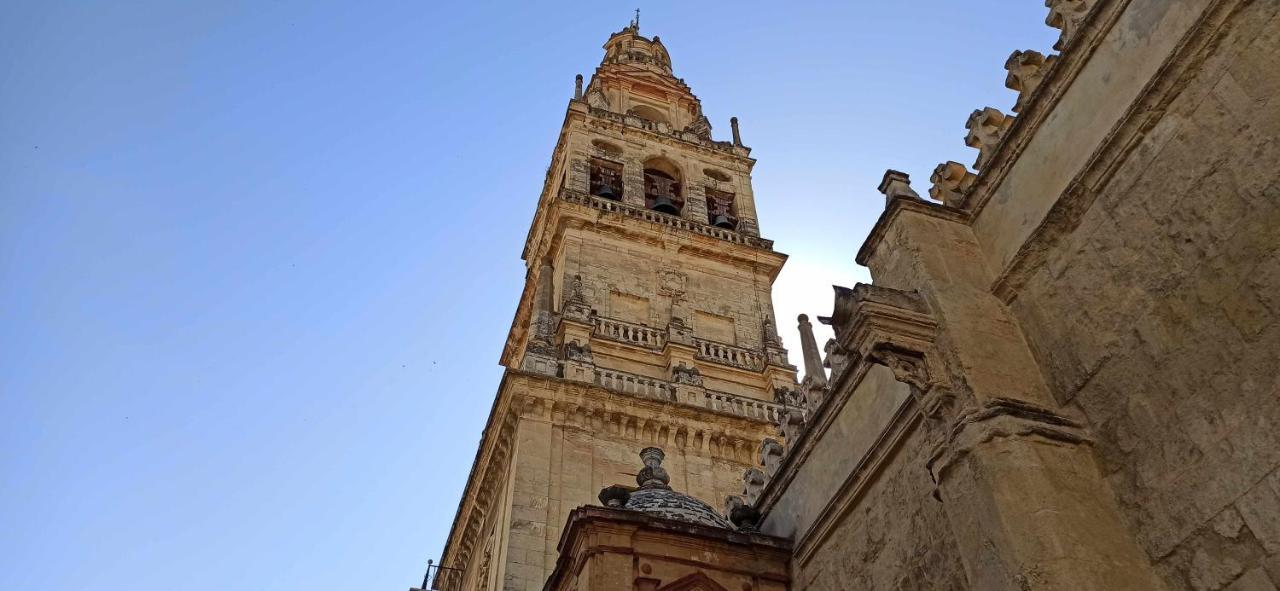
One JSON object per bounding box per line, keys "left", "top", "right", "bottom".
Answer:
{"left": 636, "top": 447, "right": 670, "bottom": 489}
{"left": 730, "top": 117, "right": 742, "bottom": 146}
{"left": 964, "top": 107, "right": 1014, "bottom": 170}
{"left": 877, "top": 170, "right": 922, "bottom": 205}
{"left": 574, "top": 74, "right": 583, "bottom": 100}
{"left": 632, "top": 8, "right": 640, "bottom": 31}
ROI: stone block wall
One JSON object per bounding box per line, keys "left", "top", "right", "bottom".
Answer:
{"left": 1006, "top": 2, "right": 1280, "bottom": 587}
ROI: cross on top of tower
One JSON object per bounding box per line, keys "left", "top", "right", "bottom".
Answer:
{"left": 632, "top": 8, "right": 640, "bottom": 32}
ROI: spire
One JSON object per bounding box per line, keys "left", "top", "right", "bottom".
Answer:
{"left": 797, "top": 314, "right": 827, "bottom": 385}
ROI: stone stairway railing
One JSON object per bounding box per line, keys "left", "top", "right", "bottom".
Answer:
{"left": 694, "top": 338, "right": 766, "bottom": 371}
{"left": 593, "top": 316, "right": 666, "bottom": 350}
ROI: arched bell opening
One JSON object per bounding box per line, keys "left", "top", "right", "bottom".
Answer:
{"left": 643, "top": 157, "right": 683, "bottom": 215}
{"left": 589, "top": 158, "right": 623, "bottom": 201}
{"left": 705, "top": 188, "right": 738, "bottom": 230}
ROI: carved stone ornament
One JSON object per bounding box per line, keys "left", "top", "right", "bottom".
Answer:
{"left": 585, "top": 87, "right": 610, "bottom": 110}
{"left": 772, "top": 386, "right": 804, "bottom": 409}
{"left": 762, "top": 315, "right": 781, "bottom": 347}
{"left": 598, "top": 484, "right": 632, "bottom": 508}
{"left": 822, "top": 338, "right": 851, "bottom": 383}
{"left": 729, "top": 502, "right": 761, "bottom": 532}
{"left": 563, "top": 339, "right": 594, "bottom": 363}
{"left": 742, "top": 467, "right": 766, "bottom": 505}
{"left": 658, "top": 269, "right": 686, "bottom": 297}
{"left": 1005, "top": 49, "right": 1058, "bottom": 113}
{"left": 759, "top": 438, "right": 785, "bottom": 479}
{"left": 1045, "top": 0, "right": 1097, "bottom": 51}
{"left": 684, "top": 115, "right": 712, "bottom": 140}
{"left": 928, "top": 161, "right": 977, "bottom": 208}
{"left": 778, "top": 407, "right": 807, "bottom": 445}
{"left": 636, "top": 446, "right": 671, "bottom": 489}
{"left": 868, "top": 344, "right": 931, "bottom": 393}
{"left": 964, "top": 107, "right": 1014, "bottom": 171}
{"left": 671, "top": 362, "right": 703, "bottom": 386}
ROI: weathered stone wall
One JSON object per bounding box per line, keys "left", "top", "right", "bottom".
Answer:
{"left": 760, "top": 365, "right": 969, "bottom": 589}
{"left": 998, "top": 2, "right": 1280, "bottom": 588}
{"left": 789, "top": 414, "right": 967, "bottom": 590}
{"left": 497, "top": 377, "right": 770, "bottom": 591}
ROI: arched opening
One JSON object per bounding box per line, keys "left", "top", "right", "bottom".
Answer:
{"left": 705, "top": 188, "right": 737, "bottom": 230}
{"left": 627, "top": 104, "right": 669, "bottom": 125}
{"left": 643, "top": 157, "right": 683, "bottom": 215}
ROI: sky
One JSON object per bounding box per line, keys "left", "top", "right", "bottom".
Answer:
{"left": 0, "top": 2, "right": 1057, "bottom": 589}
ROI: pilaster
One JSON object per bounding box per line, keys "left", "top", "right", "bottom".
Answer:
{"left": 852, "top": 180, "right": 1167, "bottom": 589}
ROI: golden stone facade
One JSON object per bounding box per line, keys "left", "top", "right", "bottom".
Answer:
{"left": 426, "top": 1, "right": 1280, "bottom": 589}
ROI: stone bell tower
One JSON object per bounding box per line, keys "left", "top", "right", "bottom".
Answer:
{"left": 433, "top": 21, "right": 799, "bottom": 591}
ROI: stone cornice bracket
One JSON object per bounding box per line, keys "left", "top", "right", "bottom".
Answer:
{"left": 1045, "top": 0, "right": 1099, "bottom": 51}
{"left": 928, "top": 161, "right": 977, "bottom": 209}
{"left": 828, "top": 283, "right": 955, "bottom": 418}
{"left": 964, "top": 107, "right": 1014, "bottom": 171}
{"left": 926, "top": 397, "right": 1093, "bottom": 493}
{"left": 1004, "top": 49, "right": 1059, "bottom": 114}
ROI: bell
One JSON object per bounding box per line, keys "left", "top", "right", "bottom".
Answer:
{"left": 594, "top": 185, "right": 619, "bottom": 200}
{"left": 651, "top": 196, "right": 681, "bottom": 215}
{"left": 712, "top": 213, "right": 736, "bottom": 229}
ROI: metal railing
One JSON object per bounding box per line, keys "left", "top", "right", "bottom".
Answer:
{"left": 419, "top": 560, "right": 464, "bottom": 591}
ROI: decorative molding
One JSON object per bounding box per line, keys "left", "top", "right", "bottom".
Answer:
{"left": 927, "top": 397, "right": 1093, "bottom": 485}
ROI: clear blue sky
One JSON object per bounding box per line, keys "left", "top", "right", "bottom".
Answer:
{"left": 0, "top": 2, "right": 1055, "bottom": 589}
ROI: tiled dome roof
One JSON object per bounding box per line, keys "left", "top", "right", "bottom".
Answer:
{"left": 598, "top": 447, "right": 733, "bottom": 530}
{"left": 625, "top": 486, "right": 733, "bottom": 529}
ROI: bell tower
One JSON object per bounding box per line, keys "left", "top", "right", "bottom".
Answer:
{"left": 433, "top": 21, "right": 799, "bottom": 591}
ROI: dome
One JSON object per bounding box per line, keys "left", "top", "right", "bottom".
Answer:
{"left": 597, "top": 447, "right": 733, "bottom": 529}
{"left": 625, "top": 486, "right": 734, "bottom": 529}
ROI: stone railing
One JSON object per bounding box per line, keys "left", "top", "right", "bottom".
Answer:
{"left": 703, "top": 390, "right": 783, "bottom": 424}
{"left": 594, "top": 368, "right": 676, "bottom": 401}
{"left": 694, "top": 338, "right": 766, "bottom": 371}
{"left": 560, "top": 188, "right": 773, "bottom": 250}
{"left": 593, "top": 316, "right": 666, "bottom": 350}
{"left": 591, "top": 367, "right": 781, "bottom": 424}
